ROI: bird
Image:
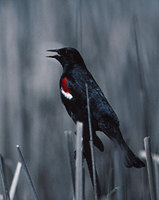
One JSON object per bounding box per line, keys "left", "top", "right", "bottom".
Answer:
{"left": 47, "top": 47, "right": 145, "bottom": 181}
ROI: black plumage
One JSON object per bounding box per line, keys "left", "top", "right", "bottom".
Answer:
{"left": 47, "top": 47, "right": 145, "bottom": 184}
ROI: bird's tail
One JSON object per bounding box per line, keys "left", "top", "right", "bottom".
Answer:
{"left": 118, "top": 139, "right": 145, "bottom": 168}
{"left": 111, "top": 130, "right": 145, "bottom": 168}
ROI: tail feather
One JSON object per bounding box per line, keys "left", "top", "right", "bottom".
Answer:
{"left": 109, "top": 129, "right": 145, "bottom": 168}
{"left": 119, "top": 141, "right": 145, "bottom": 168}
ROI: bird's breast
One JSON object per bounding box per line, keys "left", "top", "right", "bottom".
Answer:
{"left": 60, "top": 77, "right": 73, "bottom": 100}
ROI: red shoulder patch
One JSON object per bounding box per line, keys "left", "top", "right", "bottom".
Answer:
{"left": 61, "top": 77, "right": 71, "bottom": 94}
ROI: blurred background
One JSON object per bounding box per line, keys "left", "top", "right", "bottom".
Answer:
{"left": 0, "top": 0, "right": 159, "bottom": 199}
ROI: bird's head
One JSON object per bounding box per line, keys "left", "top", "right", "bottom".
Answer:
{"left": 47, "top": 47, "right": 85, "bottom": 68}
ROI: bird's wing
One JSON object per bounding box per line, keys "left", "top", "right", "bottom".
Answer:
{"left": 67, "top": 69, "right": 119, "bottom": 126}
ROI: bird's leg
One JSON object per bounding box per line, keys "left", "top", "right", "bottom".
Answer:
{"left": 93, "top": 133, "right": 104, "bottom": 152}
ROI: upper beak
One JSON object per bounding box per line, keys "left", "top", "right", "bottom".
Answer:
{"left": 46, "top": 49, "right": 61, "bottom": 59}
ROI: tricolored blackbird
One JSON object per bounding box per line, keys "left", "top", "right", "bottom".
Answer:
{"left": 47, "top": 47, "right": 145, "bottom": 170}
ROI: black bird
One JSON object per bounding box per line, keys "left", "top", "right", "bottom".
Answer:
{"left": 47, "top": 47, "right": 145, "bottom": 169}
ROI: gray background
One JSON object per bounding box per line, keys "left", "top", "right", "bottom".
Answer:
{"left": 0, "top": 0, "right": 159, "bottom": 199}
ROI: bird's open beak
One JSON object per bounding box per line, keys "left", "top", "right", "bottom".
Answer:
{"left": 46, "top": 49, "right": 61, "bottom": 59}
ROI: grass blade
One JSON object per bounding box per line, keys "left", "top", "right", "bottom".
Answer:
{"left": 16, "top": 145, "right": 39, "bottom": 200}
{"left": 9, "top": 162, "right": 22, "bottom": 200}
{"left": 144, "top": 137, "right": 156, "bottom": 200}
{"left": 0, "top": 155, "right": 10, "bottom": 200}
{"left": 106, "top": 186, "right": 119, "bottom": 199}
{"left": 154, "top": 162, "right": 159, "bottom": 200}
{"left": 65, "top": 130, "right": 75, "bottom": 199}
{"left": 139, "top": 150, "right": 159, "bottom": 164}
{"left": 75, "top": 122, "right": 83, "bottom": 200}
